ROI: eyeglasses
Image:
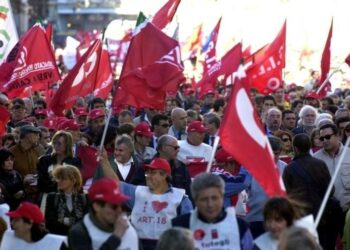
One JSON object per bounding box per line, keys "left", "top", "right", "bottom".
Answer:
{"left": 319, "top": 134, "right": 334, "bottom": 142}
{"left": 165, "top": 144, "right": 180, "bottom": 150}
{"left": 282, "top": 138, "right": 291, "bottom": 142}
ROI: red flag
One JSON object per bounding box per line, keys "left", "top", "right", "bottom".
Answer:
{"left": 76, "top": 146, "right": 99, "bottom": 182}
{"left": 317, "top": 19, "right": 333, "bottom": 98}
{"left": 197, "top": 42, "right": 242, "bottom": 96}
{"left": 345, "top": 53, "right": 350, "bottom": 67}
{"left": 152, "top": 0, "right": 181, "bottom": 30}
{"left": 0, "top": 105, "right": 10, "bottom": 137}
{"left": 50, "top": 40, "right": 102, "bottom": 116}
{"left": 93, "top": 46, "right": 114, "bottom": 99}
{"left": 45, "top": 23, "right": 53, "bottom": 44}
{"left": 219, "top": 76, "right": 285, "bottom": 196}
{"left": 245, "top": 21, "right": 286, "bottom": 94}
{"left": 0, "top": 24, "right": 60, "bottom": 98}
{"left": 114, "top": 22, "right": 185, "bottom": 110}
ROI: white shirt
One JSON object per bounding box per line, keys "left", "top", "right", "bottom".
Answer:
{"left": 177, "top": 140, "right": 213, "bottom": 164}
{"left": 115, "top": 158, "right": 133, "bottom": 180}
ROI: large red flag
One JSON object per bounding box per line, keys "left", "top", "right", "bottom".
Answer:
{"left": 50, "top": 39, "right": 102, "bottom": 116}
{"left": 0, "top": 23, "right": 60, "bottom": 98}
{"left": 245, "top": 21, "right": 286, "bottom": 94}
{"left": 317, "top": 19, "right": 333, "bottom": 98}
{"left": 114, "top": 22, "right": 185, "bottom": 110}
{"left": 0, "top": 105, "right": 10, "bottom": 137}
{"left": 152, "top": 0, "right": 181, "bottom": 30}
{"left": 197, "top": 42, "right": 242, "bottom": 95}
{"left": 219, "top": 75, "right": 285, "bottom": 197}
{"left": 93, "top": 46, "right": 114, "bottom": 99}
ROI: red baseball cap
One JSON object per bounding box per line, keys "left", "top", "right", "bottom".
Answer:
{"left": 43, "top": 117, "right": 58, "bottom": 131}
{"left": 89, "top": 108, "right": 105, "bottom": 120}
{"left": 75, "top": 107, "right": 88, "bottom": 117}
{"left": 144, "top": 158, "right": 171, "bottom": 175}
{"left": 215, "top": 148, "right": 234, "bottom": 163}
{"left": 58, "top": 119, "right": 81, "bottom": 131}
{"left": 7, "top": 202, "right": 44, "bottom": 224}
{"left": 135, "top": 122, "right": 153, "bottom": 137}
{"left": 88, "top": 178, "right": 129, "bottom": 204}
{"left": 187, "top": 121, "right": 207, "bottom": 133}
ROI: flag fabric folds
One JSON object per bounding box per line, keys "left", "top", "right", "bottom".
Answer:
{"left": 151, "top": 0, "right": 181, "bottom": 30}
{"left": 245, "top": 21, "right": 286, "bottom": 94}
{"left": 219, "top": 75, "right": 285, "bottom": 197}
{"left": 113, "top": 22, "right": 185, "bottom": 110}
{"left": 50, "top": 39, "right": 102, "bottom": 116}
{"left": 0, "top": 23, "right": 60, "bottom": 98}
{"left": 93, "top": 46, "right": 114, "bottom": 99}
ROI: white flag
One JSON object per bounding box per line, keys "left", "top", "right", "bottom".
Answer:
{"left": 0, "top": 0, "right": 18, "bottom": 63}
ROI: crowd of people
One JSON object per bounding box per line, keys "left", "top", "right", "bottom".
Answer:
{"left": 0, "top": 74, "right": 350, "bottom": 250}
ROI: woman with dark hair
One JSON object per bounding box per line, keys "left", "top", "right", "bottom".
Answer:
{"left": 0, "top": 202, "right": 67, "bottom": 249}
{"left": 37, "top": 131, "right": 81, "bottom": 203}
{"left": 254, "top": 197, "right": 304, "bottom": 250}
{"left": 273, "top": 130, "right": 294, "bottom": 163}
{"left": 0, "top": 149, "right": 25, "bottom": 210}
{"left": 45, "top": 165, "right": 88, "bottom": 235}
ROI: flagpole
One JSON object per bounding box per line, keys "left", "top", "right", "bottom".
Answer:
{"left": 96, "top": 107, "right": 112, "bottom": 162}
{"left": 206, "top": 136, "right": 220, "bottom": 173}
{"left": 28, "top": 87, "right": 35, "bottom": 108}
{"left": 315, "top": 64, "right": 342, "bottom": 95}
{"left": 315, "top": 137, "right": 350, "bottom": 227}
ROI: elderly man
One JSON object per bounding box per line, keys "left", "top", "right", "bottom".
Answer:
{"left": 292, "top": 105, "right": 317, "bottom": 136}
{"left": 172, "top": 173, "right": 253, "bottom": 250}
{"left": 168, "top": 107, "right": 188, "bottom": 140}
{"left": 68, "top": 178, "right": 139, "bottom": 250}
{"left": 94, "top": 135, "right": 140, "bottom": 183}
{"left": 99, "top": 154, "right": 193, "bottom": 250}
{"left": 264, "top": 107, "right": 282, "bottom": 135}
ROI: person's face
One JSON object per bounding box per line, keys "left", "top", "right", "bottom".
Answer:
{"left": 319, "top": 127, "right": 339, "bottom": 152}
{"left": 11, "top": 105, "right": 26, "bottom": 121}
{"left": 76, "top": 115, "right": 88, "bottom": 127}
{"left": 188, "top": 131, "right": 205, "bottom": 146}
{"left": 281, "top": 135, "right": 292, "bottom": 152}
{"left": 165, "top": 100, "right": 177, "bottom": 113}
{"left": 274, "top": 88, "right": 284, "bottom": 101}
{"left": 288, "top": 91, "right": 297, "bottom": 102}
{"left": 293, "top": 103, "right": 303, "bottom": 115}
{"left": 173, "top": 111, "right": 187, "bottom": 130}
{"left": 3, "top": 156, "right": 14, "bottom": 171}
{"left": 118, "top": 115, "right": 133, "bottom": 126}
{"left": 40, "top": 131, "right": 51, "bottom": 148}
{"left": 26, "top": 132, "right": 40, "bottom": 147}
{"left": 114, "top": 143, "right": 132, "bottom": 164}
{"left": 94, "top": 202, "right": 123, "bottom": 227}
{"left": 302, "top": 110, "right": 316, "bottom": 126}
{"left": 53, "top": 136, "right": 67, "bottom": 156}
{"left": 265, "top": 216, "right": 288, "bottom": 239}
{"left": 312, "top": 134, "right": 323, "bottom": 148}
{"left": 203, "top": 120, "right": 217, "bottom": 135}
{"left": 93, "top": 103, "right": 105, "bottom": 110}
{"left": 12, "top": 217, "right": 32, "bottom": 236}
{"left": 90, "top": 117, "right": 105, "bottom": 134}
{"left": 154, "top": 119, "right": 169, "bottom": 136}
{"left": 145, "top": 169, "right": 167, "bottom": 192}
{"left": 195, "top": 187, "right": 223, "bottom": 223}
{"left": 266, "top": 110, "right": 282, "bottom": 131}
{"left": 205, "top": 94, "right": 215, "bottom": 105}
{"left": 56, "top": 177, "right": 74, "bottom": 193}
{"left": 161, "top": 139, "right": 180, "bottom": 160}
{"left": 262, "top": 100, "right": 275, "bottom": 113}
{"left": 35, "top": 115, "right": 46, "bottom": 126}
{"left": 282, "top": 113, "right": 296, "bottom": 130}
{"left": 136, "top": 134, "right": 152, "bottom": 147}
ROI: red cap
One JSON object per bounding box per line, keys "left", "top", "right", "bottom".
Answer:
{"left": 58, "top": 119, "right": 81, "bottom": 131}
{"left": 43, "top": 117, "right": 58, "bottom": 130}
{"left": 89, "top": 109, "right": 105, "bottom": 120}
{"left": 88, "top": 178, "right": 129, "bottom": 204}
{"left": 135, "top": 122, "right": 153, "bottom": 137}
{"left": 144, "top": 158, "right": 171, "bottom": 175}
{"left": 7, "top": 202, "right": 44, "bottom": 224}
{"left": 187, "top": 121, "right": 207, "bottom": 133}
{"left": 34, "top": 109, "right": 48, "bottom": 117}
{"left": 215, "top": 148, "right": 234, "bottom": 163}
{"left": 305, "top": 91, "right": 320, "bottom": 100}
{"left": 75, "top": 107, "right": 88, "bottom": 117}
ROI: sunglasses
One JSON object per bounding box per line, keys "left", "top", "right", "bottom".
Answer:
{"left": 282, "top": 138, "right": 291, "bottom": 142}
{"left": 165, "top": 144, "right": 180, "bottom": 150}
{"left": 319, "top": 133, "right": 334, "bottom": 142}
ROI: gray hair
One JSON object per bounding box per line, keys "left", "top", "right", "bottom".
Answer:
{"left": 203, "top": 112, "right": 221, "bottom": 128}
{"left": 299, "top": 105, "right": 317, "bottom": 119}
{"left": 115, "top": 134, "right": 134, "bottom": 153}
{"left": 157, "top": 134, "right": 177, "bottom": 151}
{"left": 191, "top": 173, "right": 225, "bottom": 201}
{"left": 171, "top": 107, "right": 186, "bottom": 119}
{"left": 157, "top": 227, "right": 194, "bottom": 250}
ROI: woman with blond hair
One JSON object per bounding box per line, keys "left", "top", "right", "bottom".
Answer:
{"left": 45, "top": 165, "right": 88, "bottom": 235}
